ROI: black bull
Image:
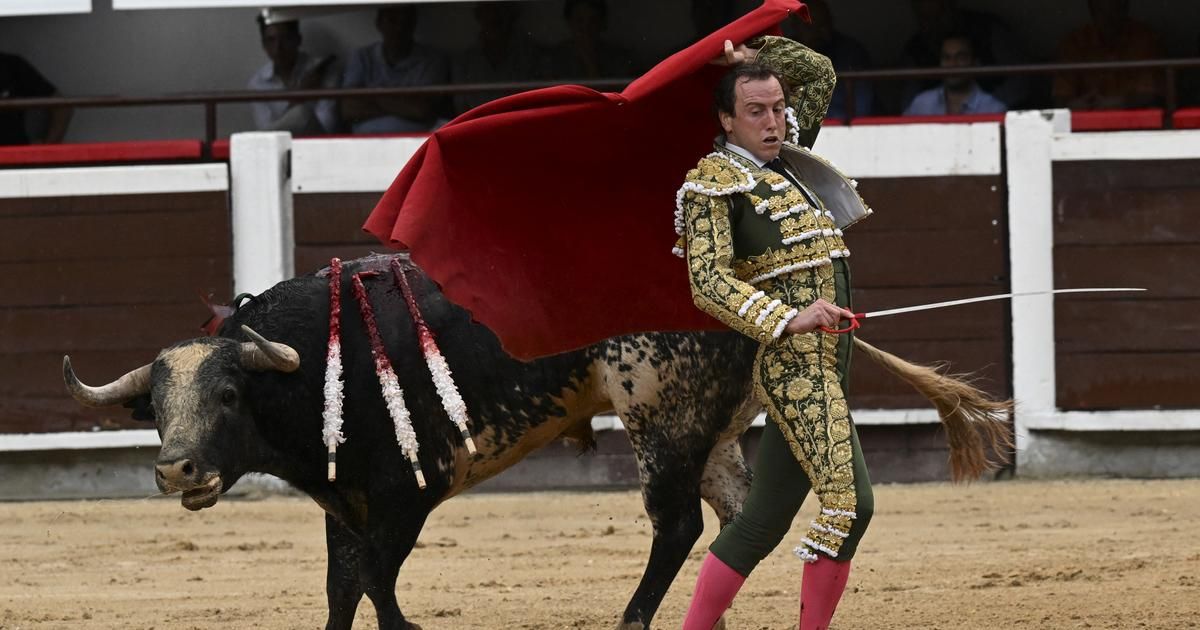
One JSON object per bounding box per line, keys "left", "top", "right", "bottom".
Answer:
{"left": 64, "top": 254, "right": 766, "bottom": 629}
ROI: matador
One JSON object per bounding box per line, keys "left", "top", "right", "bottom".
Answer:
{"left": 678, "top": 35, "right": 874, "bottom": 630}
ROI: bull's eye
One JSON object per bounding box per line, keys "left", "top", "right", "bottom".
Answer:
{"left": 221, "top": 388, "right": 238, "bottom": 406}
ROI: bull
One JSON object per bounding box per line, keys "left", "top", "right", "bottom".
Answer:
{"left": 63, "top": 254, "right": 764, "bottom": 630}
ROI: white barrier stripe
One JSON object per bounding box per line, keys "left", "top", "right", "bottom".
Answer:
{"left": 0, "top": 164, "right": 228, "bottom": 198}
{"left": 1051, "top": 129, "right": 1200, "bottom": 162}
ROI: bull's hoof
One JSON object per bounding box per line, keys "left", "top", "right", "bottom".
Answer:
{"left": 614, "top": 623, "right": 644, "bottom": 630}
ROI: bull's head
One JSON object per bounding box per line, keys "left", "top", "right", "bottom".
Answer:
{"left": 63, "top": 326, "right": 300, "bottom": 511}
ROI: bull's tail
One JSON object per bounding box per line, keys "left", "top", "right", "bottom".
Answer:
{"left": 853, "top": 337, "right": 1014, "bottom": 482}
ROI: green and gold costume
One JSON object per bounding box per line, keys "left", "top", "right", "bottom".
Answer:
{"left": 676, "top": 37, "right": 875, "bottom": 571}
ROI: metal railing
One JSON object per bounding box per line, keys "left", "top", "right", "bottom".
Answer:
{"left": 0, "top": 58, "right": 1196, "bottom": 157}
{"left": 0, "top": 79, "right": 626, "bottom": 157}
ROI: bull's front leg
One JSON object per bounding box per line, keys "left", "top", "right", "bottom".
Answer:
{"left": 324, "top": 510, "right": 428, "bottom": 630}
{"left": 361, "top": 509, "right": 430, "bottom": 630}
{"left": 325, "top": 513, "right": 366, "bottom": 630}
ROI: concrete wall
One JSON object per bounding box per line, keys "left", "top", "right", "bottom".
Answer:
{"left": 0, "top": 424, "right": 965, "bottom": 501}
{"left": 0, "top": 446, "right": 293, "bottom": 501}
{"left": 1020, "top": 430, "right": 1200, "bottom": 478}
{"left": 8, "top": 425, "right": 1200, "bottom": 502}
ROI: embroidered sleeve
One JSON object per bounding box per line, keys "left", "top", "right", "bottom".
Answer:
{"left": 683, "top": 191, "right": 799, "bottom": 342}
{"left": 750, "top": 35, "right": 835, "bottom": 149}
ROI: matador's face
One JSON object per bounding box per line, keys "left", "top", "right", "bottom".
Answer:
{"left": 721, "top": 77, "right": 787, "bottom": 163}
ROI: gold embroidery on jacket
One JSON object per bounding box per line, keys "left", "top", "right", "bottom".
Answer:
{"left": 683, "top": 192, "right": 796, "bottom": 343}
{"left": 751, "top": 264, "right": 859, "bottom": 558}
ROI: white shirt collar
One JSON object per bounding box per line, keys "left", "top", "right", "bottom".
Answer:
{"left": 723, "top": 141, "right": 769, "bottom": 168}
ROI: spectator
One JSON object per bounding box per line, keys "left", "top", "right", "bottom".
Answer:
{"left": 341, "top": 5, "right": 450, "bottom": 134}
{"left": 1053, "top": 0, "right": 1165, "bottom": 110}
{"left": 904, "top": 33, "right": 1006, "bottom": 116}
{"left": 547, "top": 0, "right": 637, "bottom": 80}
{"left": 247, "top": 10, "right": 339, "bottom": 135}
{"left": 0, "top": 52, "right": 71, "bottom": 144}
{"left": 899, "top": 0, "right": 1029, "bottom": 110}
{"left": 451, "top": 2, "right": 548, "bottom": 115}
{"left": 783, "top": 0, "right": 874, "bottom": 119}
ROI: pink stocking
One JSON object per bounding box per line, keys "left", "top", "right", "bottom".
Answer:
{"left": 682, "top": 553, "right": 746, "bottom": 630}
{"left": 799, "top": 556, "right": 852, "bottom": 630}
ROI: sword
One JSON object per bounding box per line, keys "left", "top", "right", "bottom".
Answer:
{"left": 820, "top": 287, "right": 1146, "bottom": 334}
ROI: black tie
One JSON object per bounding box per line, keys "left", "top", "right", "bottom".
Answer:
{"left": 766, "top": 157, "right": 817, "bottom": 205}
{"left": 766, "top": 158, "right": 801, "bottom": 188}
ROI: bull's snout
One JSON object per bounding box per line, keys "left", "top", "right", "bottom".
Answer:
{"left": 155, "top": 457, "right": 200, "bottom": 491}
{"left": 155, "top": 455, "right": 223, "bottom": 511}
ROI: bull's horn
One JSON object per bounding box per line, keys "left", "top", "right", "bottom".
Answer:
{"left": 63, "top": 356, "right": 152, "bottom": 407}
{"left": 239, "top": 325, "right": 301, "bottom": 373}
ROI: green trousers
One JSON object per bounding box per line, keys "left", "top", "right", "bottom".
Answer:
{"left": 709, "top": 417, "right": 873, "bottom": 576}
{"left": 710, "top": 260, "right": 873, "bottom": 576}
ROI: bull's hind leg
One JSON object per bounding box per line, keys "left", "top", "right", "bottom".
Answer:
{"left": 699, "top": 394, "right": 758, "bottom": 528}
{"left": 604, "top": 351, "right": 722, "bottom": 627}
{"left": 619, "top": 415, "right": 712, "bottom": 630}
{"left": 602, "top": 333, "right": 756, "bottom": 629}
{"left": 700, "top": 436, "right": 753, "bottom": 528}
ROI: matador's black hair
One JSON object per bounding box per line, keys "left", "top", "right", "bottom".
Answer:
{"left": 713, "top": 63, "right": 789, "bottom": 120}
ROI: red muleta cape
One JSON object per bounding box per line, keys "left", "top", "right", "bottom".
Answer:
{"left": 364, "top": 0, "right": 809, "bottom": 360}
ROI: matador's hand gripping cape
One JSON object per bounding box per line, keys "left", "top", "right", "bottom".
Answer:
{"left": 363, "top": 0, "right": 809, "bottom": 360}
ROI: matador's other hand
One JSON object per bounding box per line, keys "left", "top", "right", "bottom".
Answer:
{"left": 784, "top": 299, "right": 856, "bottom": 335}
{"left": 709, "top": 39, "right": 759, "bottom": 66}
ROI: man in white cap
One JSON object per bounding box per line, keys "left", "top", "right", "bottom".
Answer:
{"left": 247, "top": 8, "right": 339, "bottom": 135}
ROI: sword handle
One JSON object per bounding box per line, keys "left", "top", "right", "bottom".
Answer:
{"left": 819, "top": 314, "right": 863, "bottom": 335}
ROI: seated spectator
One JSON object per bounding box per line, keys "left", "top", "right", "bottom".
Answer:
{"left": 451, "top": 2, "right": 548, "bottom": 116}
{"left": 247, "top": 10, "right": 339, "bottom": 135}
{"left": 341, "top": 5, "right": 450, "bottom": 134}
{"left": 904, "top": 33, "right": 1006, "bottom": 116}
{"left": 904, "top": 0, "right": 999, "bottom": 68}
{"left": 899, "top": 0, "right": 1029, "bottom": 111}
{"left": 0, "top": 52, "right": 71, "bottom": 144}
{"left": 1053, "top": 0, "right": 1165, "bottom": 110}
{"left": 547, "top": 0, "right": 637, "bottom": 80}
{"left": 783, "top": 0, "right": 874, "bottom": 119}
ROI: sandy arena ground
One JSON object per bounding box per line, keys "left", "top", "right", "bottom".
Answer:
{"left": 1, "top": 479, "right": 1198, "bottom": 629}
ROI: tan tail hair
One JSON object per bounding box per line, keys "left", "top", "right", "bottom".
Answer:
{"left": 853, "top": 337, "right": 1014, "bottom": 482}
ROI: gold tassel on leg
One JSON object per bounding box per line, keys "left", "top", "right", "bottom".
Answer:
{"left": 853, "top": 338, "right": 1014, "bottom": 482}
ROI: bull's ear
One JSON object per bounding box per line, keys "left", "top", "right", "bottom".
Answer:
{"left": 123, "top": 394, "right": 156, "bottom": 422}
